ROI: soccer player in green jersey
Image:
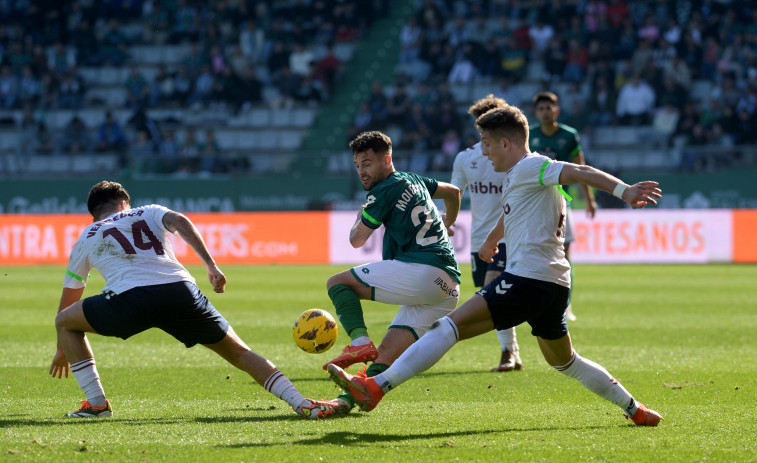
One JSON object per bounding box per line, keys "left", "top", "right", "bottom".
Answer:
{"left": 320, "top": 131, "right": 462, "bottom": 414}
{"left": 529, "top": 91, "right": 597, "bottom": 321}
{"left": 328, "top": 104, "right": 664, "bottom": 427}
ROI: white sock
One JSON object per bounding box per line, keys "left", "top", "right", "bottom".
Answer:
{"left": 373, "top": 316, "right": 459, "bottom": 393}
{"left": 263, "top": 370, "right": 309, "bottom": 412}
{"left": 554, "top": 352, "right": 639, "bottom": 416}
{"left": 70, "top": 358, "right": 106, "bottom": 406}
{"left": 496, "top": 328, "right": 518, "bottom": 352}
{"left": 351, "top": 336, "right": 371, "bottom": 346}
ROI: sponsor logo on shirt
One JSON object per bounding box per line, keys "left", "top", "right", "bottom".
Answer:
{"left": 469, "top": 181, "right": 502, "bottom": 195}
{"left": 504, "top": 204, "right": 511, "bottom": 215}
{"left": 434, "top": 277, "right": 459, "bottom": 297}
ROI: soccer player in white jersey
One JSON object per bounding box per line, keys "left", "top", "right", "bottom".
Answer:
{"left": 50, "top": 181, "right": 336, "bottom": 420}
{"left": 328, "top": 105, "right": 664, "bottom": 426}
{"left": 451, "top": 94, "right": 521, "bottom": 372}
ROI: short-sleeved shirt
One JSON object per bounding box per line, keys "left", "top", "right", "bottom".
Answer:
{"left": 64, "top": 204, "right": 195, "bottom": 294}
{"left": 501, "top": 153, "right": 570, "bottom": 287}
{"left": 528, "top": 123, "right": 582, "bottom": 162}
{"left": 450, "top": 142, "right": 507, "bottom": 250}
{"left": 361, "top": 171, "right": 461, "bottom": 283}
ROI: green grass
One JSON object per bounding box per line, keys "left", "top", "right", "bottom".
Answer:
{"left": 1, "top": 264, "right": 756, "bottom": 462}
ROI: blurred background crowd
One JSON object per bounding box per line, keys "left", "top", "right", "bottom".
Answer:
{"left": 0, "top": 0, "right": 754, "bottom": 177}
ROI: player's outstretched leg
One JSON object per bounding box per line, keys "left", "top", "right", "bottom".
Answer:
{"left": 327, "top": 364, "right": 385, "bottom": 412}
{"left": 66, "top": 399, "right": 113, "bottom": 418}
{"left": 322, "top": 341, "right": 378, "bottom": 371}
{"left": 625, "top": 403, "right": 663, "bottom": 426}
{"left": 491, "top": 328, "right": 522, "bottom": 372}
{"left": 298, "top": 399, "right": 338, "bottom": 419}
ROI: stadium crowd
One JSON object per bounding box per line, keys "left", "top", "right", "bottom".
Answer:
{"left": 0, "top": 0, "right": 381, "bottom": 174}
{"left": 1, "top": 0, "right": 755, "bottom": 175}
{"left": 350, "top": 0, "right": 757, "bottom": 172}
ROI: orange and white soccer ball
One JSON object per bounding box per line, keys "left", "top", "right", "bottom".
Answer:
{"left": 292, "top": 308, "right": 338, "bottom": 354}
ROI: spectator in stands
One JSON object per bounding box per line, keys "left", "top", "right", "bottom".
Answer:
{"left": 96, "top": 111, "right": 128, "bottom": 154}
{"left": 234, "top": 68, "right": 263, "bottom": 114}
{"left": 289, "top": 43, "right": 315, "bottom": 78}
{"left": 430, "top": 101, "right": 462, "bottom": 146}
{"left": 588, "top": 77, "right": 616, "bottom": 127}
{"left": 650, "top": 103, "right": 680, "bottom": 148}
{"left": 366, "top": 81, "right": 388, "bottom": 129}
{"left": 124, "top": 65, "right": 149, "bottom": 109}
{"left": 171, "top": 0, "right": 199, "bottom": 44}
{"left": 399, "top": 17, "right": 422, "bottom": 64}
{"left": 266, "top": 40, "right": 291, "bottom": 80}
{"left": 128, "top": 130, "right": 156, "bottom": 173}
{"left": 149, "top": 65, "right": 174, "bottom": 107}
{"left": 61, "top": 116, "right": 91, "bottom": 154}
{"left": 173, "top": 65, "right": 193, "bottom": 105}
{"left": 157, "top": 128, "right": 180, "bottom": 173}
{"left": 447, "top": 47, "right": 478, "bottom": 84}
{"left": 273, "top": 65, "right": 301, "bottom": 109}
{"left": 315, "top": 45, "right": 341, "bottom": 92}
{"left": 563, "top": 39, "right": 588, "bottom": 83}
{"left": 543, "top": 38, "right": 567, "bottom": 82}
{"left": 293, "top": 73, "right": 325, "bottom": 107}
{"left": 529, "top": 16, "right": 555, "bottom": 60}
{"left": 431, "top": 128, "right": 461, "bottom": 171}
{"left": 616, "top": 74, "right": 655, "bottom": 125}
{"left": 500, "top": 36, "right": 527, "bottom": 82}
{"left": 142, "top": 2, "right": 170, "bottom": 45}
{"left": 199, "top": 128, "right": 222, "bottom": 174}
{"left": 17, "top": 65, "right": 41, "bottom": 107}
{"left": 403, "top": 102, "right": 431, "bottom": 148}
{"left": 57, "top": 68, "right": 85, "bottom": 109}
{"left": 0, "top": 65, "right": 19, "bottom": 109}
{"left": 386, "top": 83, "right": 411, "bottom": 127}
{"left": 48, "top": 42, "right": 76, "bottom": 76}
{"left": 34, "top": 121, "right": 55, "bottom": 154}
{"left": 99, "top": 19, "right": 129, "bottom": 66}
{"left": 239, "top": 21, "right": 265, "bottom": 64}
{"left": 189, "top": 65, "right": 214, "bottom": 108}
{"left": 349, "top": 101, "right": 373, "bottom": 139}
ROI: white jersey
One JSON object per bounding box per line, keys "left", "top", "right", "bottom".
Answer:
{"left": 501, "top": 153, "right": 571, "bottom": 287}
{"left": 64, "top": 204, "right": 195, "bottom": 294}
{"left": 451, "top": 142, "right": 507, "bottom": 250}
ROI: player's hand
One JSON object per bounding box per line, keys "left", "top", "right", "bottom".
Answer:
{"left": 477, "top": 241, "right": 499, "bottom": 263}
{"left": 440, "top": 211, "right": 455, "bottom": 236}
{"left": 207, "top": 265, "right": 227, "bottom": 293}
{"left": 586, "top": 198, "right": 597, "bottom": 219}
{"left": 623, "top": 181, "right": 662, "bottom": 209}
{"left": 50, "top": 349, "right": 69, "bottom": 379}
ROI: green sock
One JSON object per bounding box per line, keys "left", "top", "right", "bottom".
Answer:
{"left": 328, "top": 284, "right": 367, "bottom": 341}
{"left": 337, "top": 363, "right": 389, "bottom": 408}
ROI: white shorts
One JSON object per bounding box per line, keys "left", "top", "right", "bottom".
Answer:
{"left": 565, "top": 207, "right": 575, "bottom": 244}
{"left": 351, "top": 260, "right": 459, "bottom": 339}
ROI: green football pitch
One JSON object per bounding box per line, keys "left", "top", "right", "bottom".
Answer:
{"left": 1, "top": 264, "right": 755, "bottom": 462}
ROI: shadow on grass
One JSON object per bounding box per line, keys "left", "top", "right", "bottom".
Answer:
{"left": 0, "top": 416, "right": 189, "bottom": 428}
{"left": 220, "top": 424, "right": 616, "bottom": 448}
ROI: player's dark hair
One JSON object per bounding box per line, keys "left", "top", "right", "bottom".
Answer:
{"left": 532, "top": 91, "right": 559, "bottom": 107}
{"left": 87, "top": 180, "right": 131, "bottom": 218}
{"left": 475, "top": 105, "right": 529, "bottom": 144}
{"left": 468, "top": 94, "right": 508, "bottom": 119}
{"left": 349, "top": 131, "right": 392, "bottom": 157}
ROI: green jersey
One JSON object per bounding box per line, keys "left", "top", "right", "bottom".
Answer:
{"left": 361, "top": 171, "right": 461, "bottom": 283}
{"left": 528, "top": 123, "right": 582, "bottom": 162}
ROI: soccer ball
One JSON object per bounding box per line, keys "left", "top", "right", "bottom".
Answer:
{"left": 292, "top": 308, "right": 338, "bottom": 354}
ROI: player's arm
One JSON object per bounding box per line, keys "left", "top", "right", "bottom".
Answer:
{"left": 572, "top": 149, "right": 597, "bottom": 218}
{"left": 558, "top": 164, "right": 661, "bottom": 209}
{"left": 478, "top": 212, "right": 504, "bottom": 263}
{"left": 432, "top": 181, "right": 462, "bottom": 232}
{"left": 349, "top": 206, "right": 375, "bottom": 248}
{"left": 162, "top": 210, "right": 226, "bottom": 293}
{"left": 50, "top": 286, "right": 87, "bottom": 378}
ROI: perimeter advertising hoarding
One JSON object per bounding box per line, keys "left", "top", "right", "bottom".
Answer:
{"left": 328, "top": 209, "right": 737, "bottom": 265}
{"left": 0, "top": 210, "right": 751, "bottom": 265}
